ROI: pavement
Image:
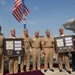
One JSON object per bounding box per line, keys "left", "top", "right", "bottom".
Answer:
{"left": 41, "top": 68, "right": 75, "bottom": 75}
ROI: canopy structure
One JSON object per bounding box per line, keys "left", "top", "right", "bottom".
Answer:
{"left": 63, "top": 18, "right": 75, "bottom": 32}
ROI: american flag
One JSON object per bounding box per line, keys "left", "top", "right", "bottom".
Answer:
{"left": 12, "top": 0, "right": 30, "bottom": 22}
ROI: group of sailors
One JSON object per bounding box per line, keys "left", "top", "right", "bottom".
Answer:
{"left": 0, "top": 25, "right": 75, "bottom": 75}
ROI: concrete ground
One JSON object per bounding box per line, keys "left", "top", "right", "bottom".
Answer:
{"left": 41, "top": 68, "right": 75, "bottom": 75}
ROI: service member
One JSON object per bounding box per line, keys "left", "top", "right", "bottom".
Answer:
{"left": 20, "top": 28, "right": 32, "bottom": 72}
{"left": 9, "top": 29, "right": 18, "bottom": 74}
{"left": 71, "top": 38, "right": 75, "bottom": 71}
{"left": 31, "top": 31, "right": 42, "bottom": 70}
{"left": 42, "top": 29, "right": 55, "bottom": 72}
{"left": 0, "top": 26, "right": 5, "bottom": 75}
{"left": 72, "top": 52, "right": 75, "bottom": 71}
{"left": 58, "top": 27, "right": 71, "bottom": 74}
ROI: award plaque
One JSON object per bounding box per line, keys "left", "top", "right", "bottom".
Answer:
{"left": 54, "top": 35, "right": 75, "bottom": 53}
{"left": 3, "top": 38, "right": 24, "bottom": 57}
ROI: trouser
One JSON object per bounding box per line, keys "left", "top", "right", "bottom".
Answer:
{"left": 9, "top": 57, "right": 18, "bottom": 74}
{"left": 44, "top": 48, "right": 54, "bottom": 70}
{"left": 0, "top": 50, "right": 4, "bottom": 75}
{"left": 58, "top": 53, "right": 70, "bottom": 71}
{"left": 32, "top": 48, "right": 41, "bottom": 70}
{"left": 72, "top": 53, "right": 75, "bottom": 70}
{"left": 20, "top": 49, "right": 30, "bottom": 72}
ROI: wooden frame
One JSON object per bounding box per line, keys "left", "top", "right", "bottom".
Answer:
{"left": 54, "top": 35, "right": 75, "bottom": 53}
{"left": 3, "top": 38, "right": 24, "bottom": 57}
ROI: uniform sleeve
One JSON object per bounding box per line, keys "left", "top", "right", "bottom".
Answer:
{"left": 51, "top": 38, "right": 55, "bottom": 46}
{"left": 3, "top": 35, "right": 5, "bottom": 38}
{"left": 30, "top": 37, "right": 33, "bottom": 44}
{"left": 41, "top": 38, "right": 45, "bottom": 45}
{"left": 52, "top": 38, "right": 54, "bottom": 44}
{"left": 40, "top": 38, "right": 42, "bottom": 44}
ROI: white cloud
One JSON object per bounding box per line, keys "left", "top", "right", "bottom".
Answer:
{"left": 33, "top": 6, "right": 39, "bottom": 11}
{"left": 0, "top": 0, "right": 6, "bottom": 5}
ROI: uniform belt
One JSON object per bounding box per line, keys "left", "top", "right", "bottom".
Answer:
{"left": 44, "top": 46, "right": 53, "bottom": 48}
{"left": 25, "top": 47, "right": 30, "bottom": 49}
{"left": 32, "top": 47, "right": 40, "bottom": 49}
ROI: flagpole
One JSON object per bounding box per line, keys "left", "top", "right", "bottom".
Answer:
{"left": 23, "top": 14, "right": 26, "bottom": 29}
{"left": 22, "top": 0, "right": 26, "bottom": 29}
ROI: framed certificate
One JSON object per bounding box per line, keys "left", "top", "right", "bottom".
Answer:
{"left": 3, "top": 38, "right": 24, "bottom": 57}
{"left": 54, "top": 35, "right": 75, "bottom": 53}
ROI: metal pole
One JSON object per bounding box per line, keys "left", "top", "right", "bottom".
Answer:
{"left": 22, "top": 0, "right": 26, "bottom": 29}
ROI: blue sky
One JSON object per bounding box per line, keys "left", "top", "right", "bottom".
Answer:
{"left": 0, "top": 0, "right": 75, "bottom": 37}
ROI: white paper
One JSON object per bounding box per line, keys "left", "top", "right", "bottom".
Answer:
{"left": 56, "top": 39, "right": 64, "bottom": 47}
{"left": 14, "top": 41, "right": 22, "bottom": 50}
{"left": 15, "top": 44, "right": 21, "bottom": 47}
{"left": 65, "top": 37, "right": 73, "bottom": 46}
{"left": 65, "top": 40, "right": 72, "bottom": 43}
{"left": 66, "top": 43, "right": 72, "bottom": 46}
{"left": 15, "top": 48, "right": 21, "bottom": 50}
{"left": 15, "top": 41, "right": 21, "bottom": 44}
{"left": 65, "top": 37, "right": 72, "bottom": 40}
{"left": 6, "top": 41, "right": 13, "bottom": 50}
